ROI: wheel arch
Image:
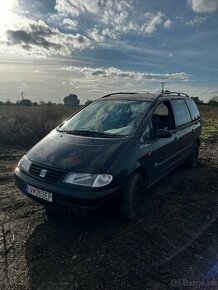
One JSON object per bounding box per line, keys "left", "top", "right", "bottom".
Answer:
{"left": 130, "top": 167, "right": 150, "bottom": 188}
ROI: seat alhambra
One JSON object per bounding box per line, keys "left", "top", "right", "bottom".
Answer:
{"left": 14, "top": 91, "right": 201, "bottom": 220}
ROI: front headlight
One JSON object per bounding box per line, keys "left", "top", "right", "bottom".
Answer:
{"left": 63, "top": 173, "right": 113, "bottom": 188}
{"left": 17, "top": 155, "right": 31, "bottom": 173}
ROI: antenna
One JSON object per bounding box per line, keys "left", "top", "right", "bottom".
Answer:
{"left": 21, "top": 91, "right": 24, "bottom": 100}
{"left": 160, "top": 82, "right": 165, "bottom": 93}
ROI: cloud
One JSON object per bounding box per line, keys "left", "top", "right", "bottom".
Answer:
{"left": 142, "top": 12, "right": 165, "bottom": 35}
{"left": 2, "top": 0, "right": 173, "bottom": 57}
{"left": 58, "top": 65, "right": 192, "bottom": 101}
{"left": 63, "top": 18, "right": 78, "bottom": 30}
{"left": 87, "top": 27, "right": 106, "bottom": 42}
{"left": 87, "top": 11, "right": 171, "bottom": 43}
{"left": 56, "top": 1, "right": 171, "bottom": 40}
{"left": 62, "top": 65, "right": 189, "bottom": 81}
{"left": 5, "top": 19, "right": 91, "bottom": 56}
{"left": 186, "top": 15, "right": 206, "bottom": 26}
{"left": 188, "top": 0, "right": 218, "bottom": 13}
{"left": 55, "top": 0, "right": 100, "bottom": 16}
{"left": 7, "top": 25, "right": 61, "bottom": 51}
{"left": 164, "top": 19, "right": 172, "bottom": 28}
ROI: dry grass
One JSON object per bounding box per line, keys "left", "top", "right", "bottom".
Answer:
{"left": 198, "top": 104, "right": 218, "bottom": 123}
{"left": 0, "top": 105, "right": 80, "bottom": 149}
{"left": 0, "top": 104, "right": 217, "bottom": 149}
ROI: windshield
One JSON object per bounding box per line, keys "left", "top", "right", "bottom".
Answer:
{"left": 58, "top": 100, "right": 150, "bottom": 137}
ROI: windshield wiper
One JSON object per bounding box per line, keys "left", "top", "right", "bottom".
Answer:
{"left": 57, "top": 129, "right": 120, "bottom": 138}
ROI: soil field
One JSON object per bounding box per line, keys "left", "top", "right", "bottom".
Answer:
{"left": 0, "top": 105, "right": 218, "bottom": 290}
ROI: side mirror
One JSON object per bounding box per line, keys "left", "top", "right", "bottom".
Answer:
{"left": 155, "top": 129, "right": 172, "bottom": 138}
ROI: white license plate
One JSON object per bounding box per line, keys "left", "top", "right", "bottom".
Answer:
{"left": 26, "top": 184, "right": 53, "bottom": 202}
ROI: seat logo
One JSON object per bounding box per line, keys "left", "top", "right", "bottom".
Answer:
{"left": 39, "top": 169, "right": 47, "bottom": 178}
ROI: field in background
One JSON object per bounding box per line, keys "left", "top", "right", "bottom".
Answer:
{"left": 0, "top": 105, "right": 80, "bottom": 148}
{"left": 0, "top": 104, "right": 217, "bottom": 149}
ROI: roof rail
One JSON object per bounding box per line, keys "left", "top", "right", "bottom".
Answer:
{"left": 159, "top": 91, "right": 190, "bottom": 98}
{"left": 101, "top": 92, "right": 137, "bottom": 98}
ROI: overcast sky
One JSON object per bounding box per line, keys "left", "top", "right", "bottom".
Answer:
{"left": 0, "top": 0, "right": 218, "bottom": 103}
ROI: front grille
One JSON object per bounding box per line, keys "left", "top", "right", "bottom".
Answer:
{"left": 29, "top": 163, "right": 65, "bottom": 182}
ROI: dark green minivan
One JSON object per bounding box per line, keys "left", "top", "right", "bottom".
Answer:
{"left": 14, "top": 91, "right": 201, "bottom": 220}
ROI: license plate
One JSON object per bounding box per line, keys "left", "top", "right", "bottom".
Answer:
{"left": 25, "top": 184, "right": 53, "bottom": 202}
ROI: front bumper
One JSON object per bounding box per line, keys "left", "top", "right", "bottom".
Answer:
{"left": 14, "top": 168, "right": 123, "bottom": 214}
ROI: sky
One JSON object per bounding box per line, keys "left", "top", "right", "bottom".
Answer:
{"left": 0, "top": 0, "right": 218, "bottom": 103}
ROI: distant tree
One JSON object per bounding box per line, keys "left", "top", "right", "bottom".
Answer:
{"left": 0, "top": 101, "right": 3, "bottom": 106}
{"left": 191, "top": 96, "right": 204, "bottom": 104}
{"left": 39, "top": 100, "right": 46, "bottom": 106}
{"left": 17, "top": 99, "right": 32, "bottom": 106}
{"left": 5, "top": 99, "right": 13, "bottom": 106}
{"left": 46, "top": 101, "right": 53, "bottom": 106}
{"left": 84, "top": 99, "right": 93, "bottom": 106}
{"left": 33, "top": 102, "right": 38, "bottom": 106}
{"left": 63, "top": 94, "right": 80, "bottom": 106}
{"left": 208, "top": 96, "right": 218, "bottom": 105}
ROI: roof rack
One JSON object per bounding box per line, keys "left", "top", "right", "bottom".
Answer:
{"left": 101, "top": 92, "right": 137, "bottom": 98}
{"left": 159, "top": 91, "right": 190, "bottom": 98}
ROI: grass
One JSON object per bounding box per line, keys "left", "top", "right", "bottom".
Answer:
{"left": 201, "top": 121, "right": 218, "bottom": 141}
{"left": 198, "top": 105, "right": 218, "bottom": 141}
{"left": 0, "top": 104, "right": 217, "bottom": 149}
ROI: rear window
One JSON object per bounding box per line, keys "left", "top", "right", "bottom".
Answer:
{"left": 171, "top": 99, "right": 192, "bottom": 126}
{"left": 185, "top": 99, "right": 200, "bottom": 120}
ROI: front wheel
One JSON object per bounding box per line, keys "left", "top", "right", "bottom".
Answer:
{"left": 185, "top": 143, "right": 199, "bottom": 168}
{"left": 118, "top": 173, "right": 145, "bottom": 221}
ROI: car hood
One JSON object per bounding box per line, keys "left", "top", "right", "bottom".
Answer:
{"left": 27, "top": 130, "right": 127, "bottom": 173}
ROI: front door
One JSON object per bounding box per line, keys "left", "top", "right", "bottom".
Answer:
{"left": 150, "top": 101, "right": 178, "bottom": 182}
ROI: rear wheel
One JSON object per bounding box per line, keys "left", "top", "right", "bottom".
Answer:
{"left": 185, "top": 143, "right": 199, "bottom": 168}
{"left": 118, "top": 173, "right": 145, "bottom": 221}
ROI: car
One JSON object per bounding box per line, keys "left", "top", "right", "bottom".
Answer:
{"left": 14, "top": 91, "right": 201, "bottom": 220}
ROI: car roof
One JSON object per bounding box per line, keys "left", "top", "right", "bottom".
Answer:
{"left": 99, "top": 92, "right": 190, "bottom": 102}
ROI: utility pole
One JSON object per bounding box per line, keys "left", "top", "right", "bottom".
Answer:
{"left": 21, "top": 92, "right": 24, "bottom": 100}
{"left": 160, "top": 82, "right": 165, "bottom": 93}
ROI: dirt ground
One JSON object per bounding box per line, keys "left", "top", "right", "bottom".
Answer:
{"left": 0, "top": 137, "right": 218, "bottom": 290}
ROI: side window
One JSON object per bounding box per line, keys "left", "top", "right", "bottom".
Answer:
{"left": 185, "top": 99, "right": 200, "bottom": 120}
{"left": 154, "top": 103, "right": 169, "bottom": 115}
{"left": 171, "top": 99, "right": 192, "bottom": 126}
{"left": 151, "top": 101, "right": 174, "bottom": 134}
{"left": 142, "top": 123, "right": 151, "bottom": 141}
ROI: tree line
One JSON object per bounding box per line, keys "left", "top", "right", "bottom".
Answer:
{"left": 0, "top": 93, "right": 217, "bottom": 106}
{"left": 192, "top": 96, "right": 218, "bottom": 105}
{"left": 0, "top": 94, "right": 93, "bottom": 107}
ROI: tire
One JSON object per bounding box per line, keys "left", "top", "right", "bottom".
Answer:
{"left": 185, "top": 143, "right": 199, "bottom": 168}
{"left": 45, "top": 206, "right": 57, "bottom": 220}
{"left": 118, "top": 173, "right": 145, "bottom": 221}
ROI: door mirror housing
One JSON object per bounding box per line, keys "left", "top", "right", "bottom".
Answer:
{"left": 155, "top": 129, "right": 172, "bottom": 138}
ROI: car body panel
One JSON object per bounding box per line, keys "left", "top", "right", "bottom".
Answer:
{"left": 27, "top": 130, "right": 127, "bottom": 173}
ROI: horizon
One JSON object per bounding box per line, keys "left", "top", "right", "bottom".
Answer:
{"left": 0, "top": 92, "right": 217, "bottom": 106}
{"left": 0, "top": 0, "right": 218, "bottom": 103}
